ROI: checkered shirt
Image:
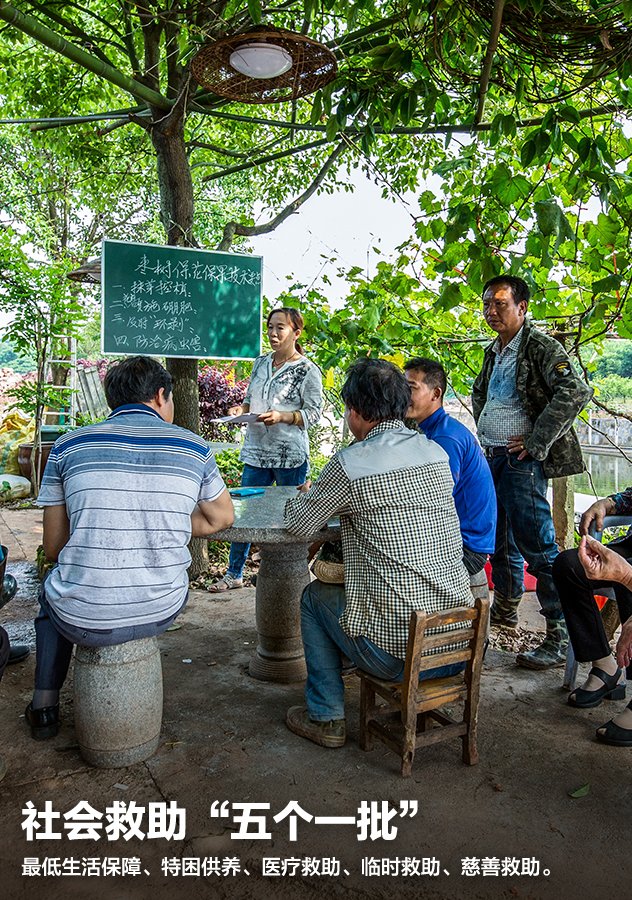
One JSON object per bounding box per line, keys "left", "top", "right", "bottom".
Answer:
{"left": 284, "top": 420, "right": 472, "bottom": 659}
{"left": 477, "top": 328, "right": 533, "bottom": 447}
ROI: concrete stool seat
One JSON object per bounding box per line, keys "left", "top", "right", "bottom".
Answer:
{"left": 469, "top": 567, "right": 490, "bottom": 602}
{"left": 74, "top": 637, "right": 163, "bottom": 768}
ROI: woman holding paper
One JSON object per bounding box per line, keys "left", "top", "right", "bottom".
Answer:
{"left": 211, "top": 307, "right": 323, "bottom": 592}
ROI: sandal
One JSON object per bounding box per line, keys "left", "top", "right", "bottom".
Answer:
{"left": 596, "top": 700, "right": 632, "bottom": 747}
{"left": 568, "top": 665, "right": 625, "bottom": 709}
{"left": 209, "top": 573, "right": 244, "bottom": 593}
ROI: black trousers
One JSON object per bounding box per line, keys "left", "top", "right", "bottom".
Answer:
{"left": 552, "top": 537, "right": 632, "bottom": 677}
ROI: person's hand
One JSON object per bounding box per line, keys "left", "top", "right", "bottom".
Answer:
{"left": 616, "top": 615, "right": 632, "bottom": 670}
{"left": 297, "top": 480, "right": 312, "bottom": 493}
{"left": 579, "top": 497, "right": 615, "bottom": 536}
{"left": 228, "top": 405, "right": 243, "bottom": 417}
{"left": 257, "top": 410, "right": 283, "bottom": 426}
{"left": 507, "top": 435, "right": 529, "bottom": 460}
{"left": 577, "top": 535, "right": 632, "bottom": 585}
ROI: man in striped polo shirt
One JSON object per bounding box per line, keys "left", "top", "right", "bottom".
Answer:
{"left": 26, "top": 356, "right": 234, "bottom": 740}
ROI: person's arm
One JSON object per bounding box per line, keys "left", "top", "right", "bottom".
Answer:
{"left": 43, "top": 505, "right": 70, "bottom": 561}
{"left": 284, "top": 456, "right": 350, "bottom": 537}
{"left": 607, "top": 487, "right": 632, "bottom": 517}
{"left": 471, "top": 350, "right": 492, "bottom": 425}
{"left": 577, "top": 535, "right": 632, "bottom": 668}
{"left": 228, "top": 403, "right": 250, "bottom": 416}
{"left": 522, "top": 340, "right": 593, "bottom": 461}
{"left": 431, "top": 434, "right": 460, "bottom": 486}
{"left": 257, "top": 409, "right": 300, "bottom": 425}
{"left": 579, "top": 496, "right": 617, "bottom": 536}
{"left": 577, "top": 535, "right": 632, "bottom": 584}
{"left": 191, "top": 489, "right": 235, "bottom": 536}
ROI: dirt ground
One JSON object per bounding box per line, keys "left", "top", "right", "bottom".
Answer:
{"left": 1, "top": 507, "right": 630, "bottom": 900}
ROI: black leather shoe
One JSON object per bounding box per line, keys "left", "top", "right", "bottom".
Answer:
{"left": 8, "top": 644, "right": 30, "bottom": 665}
{"left": 568, "top": 665, "right": 625, "bottom": 709}
{"left": 25, "top": 702, "right": 60, "bottom": 740}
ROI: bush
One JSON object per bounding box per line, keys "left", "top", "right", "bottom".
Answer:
{"left": 198, "top": 365, "right": 248, "bottom": 441}
{"left": 214, "top": 448, "right": 242, "bottom": 488}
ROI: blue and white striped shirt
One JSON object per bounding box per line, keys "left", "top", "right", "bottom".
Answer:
{"left": 37, "top": 404, "right": 226, "bottom": 630}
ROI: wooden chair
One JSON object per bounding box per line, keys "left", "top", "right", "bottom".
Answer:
{"left": 357, "top": 597, "right": 490, "bottom": 777}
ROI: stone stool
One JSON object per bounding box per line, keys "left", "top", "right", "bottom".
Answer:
{"left": 469, "top": 567, "right": 490, "bottom": 602}
{"left": 74, "top": 637, "right": 163, "bottom": 768}
{"left": 469, "top": 568, "right": 491, "bottom": 639}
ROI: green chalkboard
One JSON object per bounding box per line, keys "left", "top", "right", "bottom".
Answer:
{"left": 101, "top": 239, "right": 262, "bottom": 359}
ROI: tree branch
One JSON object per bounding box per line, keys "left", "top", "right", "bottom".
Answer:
{"left": 474, "top": 0, "right": 506, "bottom": 126}
{"left": 202, "top": 138, "right": 331, "bottom": 182}
{"left": 218, "top": 141, "right": 347, "bottom": 251}
{"left": 0, "top": 1, "right": 171, "bottom": 109}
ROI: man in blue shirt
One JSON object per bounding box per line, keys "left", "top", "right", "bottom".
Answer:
{"left": 404, "top": 358, "right": 496, "bottom": 576}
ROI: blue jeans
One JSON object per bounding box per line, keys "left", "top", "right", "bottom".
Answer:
{"left": 488, "top": 453, "right": 562, "bottom": 620}
{"left": 34, "top": 576, "right": 187, "bottom": 691}
{"left": 301, "top": 580, "right": 464, "bottom": 721}
{"left": 227, "top": 461, "right": 308, "bottom": 579}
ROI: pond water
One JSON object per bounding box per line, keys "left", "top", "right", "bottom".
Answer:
{"left": 575, "top": 449, "right": 632, "bottom": 498}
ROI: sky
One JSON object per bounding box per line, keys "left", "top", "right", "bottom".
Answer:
{"left": 249, "top": 168, "right": 420, "bottom": 306}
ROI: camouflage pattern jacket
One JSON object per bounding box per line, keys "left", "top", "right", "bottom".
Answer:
{"left": 472, "top": 321, "right": 593, "bottom": 478}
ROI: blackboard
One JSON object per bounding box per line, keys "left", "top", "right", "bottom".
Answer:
{"left": 101, "top": 239, "right": 262, "bottom": 359}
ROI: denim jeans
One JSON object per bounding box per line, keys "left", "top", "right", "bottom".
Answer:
{"left": 34, "top": 576, "right": 187, "bottom": 691}
{"left": 227, "top": 461, "right": 308, "bottom": 579}
{"left": 301, "top": 580, "right": 464, "bottom": 721}
{"left": 488, "top": 452, "right": 562, "bottom": 620}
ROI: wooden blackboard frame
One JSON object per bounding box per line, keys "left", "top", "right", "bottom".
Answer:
{"left": 101, "top": 239, "right": 263, "bottom": 360}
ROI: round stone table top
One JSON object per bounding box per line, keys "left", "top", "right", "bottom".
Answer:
{"left": 213, "top": 485, "right": 340, "bottom": 545}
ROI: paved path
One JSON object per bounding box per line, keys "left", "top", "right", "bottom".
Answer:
{"left": 0, "top": 506, "right": 42, "bottom": 562}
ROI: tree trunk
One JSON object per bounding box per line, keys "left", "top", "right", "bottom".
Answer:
{"left": 151, "top": 106, "right": 207, "bottom": 575}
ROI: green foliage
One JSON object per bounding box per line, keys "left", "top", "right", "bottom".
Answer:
{"left": 593, "top": 374, "right": 632, "bottom": 404}
{"left": 0, "top": 0, "right": 630, "bottom": 405}
{"left": 214, "top": 449, "right": 242, "bottom": 489}
{"left": 592, "top": 342, "right": 632, "bottom": 379}
{"left": 0, "top": 340, "right": 35, "bottom": 374}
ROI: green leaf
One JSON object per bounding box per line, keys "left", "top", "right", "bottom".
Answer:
{"left": 325, "top": 116, "right": 339, "bottom": 142}
{"left": 247, "top": 0, "right": 262, "bottom": 24}
{"left": 399, "top": 90, "right": 418, "bottom": 125}
{"left": 435, "top": 282, "right": 462, "bottom": 311}
{"left": 382, "top": 47, "right": 404, "bottom": 71}
{"left": 521, "top": 139, "right": 536, "bottom": 167}
{"left": 500, "top": 114, "right": 516, "bottom": 137}
{"left": 534, "top": 200, "right": 560, "bottom": 237}
{"left": 310, "top": 92, "right": 323, "bottom": 125}
{"left": 592, "top": 274, "right": 623, "bottom": 293}
{"left": 568, "top": 783, "right": 590, "bottom": 799}
{"left": 577, "top": 136, "right": 592, "bottom": 163}
{"left": 559, "top": 105, "right": 581, "bottom": 124}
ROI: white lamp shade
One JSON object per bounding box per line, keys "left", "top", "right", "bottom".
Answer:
{"left": 229, "top": 43, "right": 293, "bottom": 79}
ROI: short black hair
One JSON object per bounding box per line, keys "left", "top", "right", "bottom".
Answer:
{"left": 104, "top": 356, "right": 173, "bottom": 411}
{"left": 482, "top": 275, "right": 530, "bottom": 306}
{"left": 341, "top": 358, "right": 411, "bottom": 422}
{"left": 404, "top": 357, "right": 447, "bottom": 401}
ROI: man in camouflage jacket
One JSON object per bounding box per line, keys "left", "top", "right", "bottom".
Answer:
{"left": 472, "top": 275, "right": 593, "bottom": 668}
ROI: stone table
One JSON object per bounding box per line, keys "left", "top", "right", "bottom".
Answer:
{"left": 214, "top": 485, "right": 340, "bottom": 683}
